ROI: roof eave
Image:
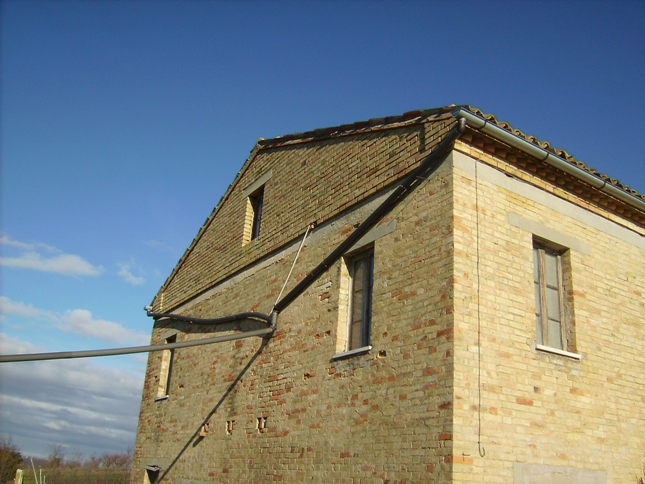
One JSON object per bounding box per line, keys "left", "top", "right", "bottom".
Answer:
{"left": 451, "top": 107, "right": 645, "bottom": 214}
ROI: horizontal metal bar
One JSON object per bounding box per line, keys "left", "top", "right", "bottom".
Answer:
{"left": 0, "top": 327, "right": 274, "bottom": 363}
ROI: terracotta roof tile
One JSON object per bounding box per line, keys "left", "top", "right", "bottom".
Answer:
{"left": 464, "top": 106, "right": 644, "bottom": 202}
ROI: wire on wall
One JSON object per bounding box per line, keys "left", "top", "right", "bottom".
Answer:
{"left": 476, "top": 158, "right": 486, "bottom": 458}
{"left": 273, "top": 223, "right": 314, "bottom": 310}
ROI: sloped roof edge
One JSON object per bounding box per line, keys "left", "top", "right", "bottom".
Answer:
{"left": 152, "top": 107, "right": 446, "bottom": 306}
{"left": 256, "top": 106, "right": 454, "bottom": 147}
{"left": 152, "top": 105, "right": 644, "bottom": 307}
{"left": 457, "top": 106, "right": 644, "bottom": 205}
{"left": 151, "top": 139, "right": 267, "bottom": 307}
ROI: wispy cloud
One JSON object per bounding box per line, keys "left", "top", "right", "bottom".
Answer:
{"left": 143, "top": 239, "right": 173, "bottom": 252}
{"left": 1, "top": 297, "right": 149, "bottom": 346}
{"left": 1, "top": 253, "right": 103, "bottom": 276}
{"left": 0, "top": 334, "right": 143, "bottom": 457}
{"left": 0, "top": 296, "right": 56, "bottom": 321}
{"left": 58, "top": 309, "right": 149, "bottom": 345}
{"left": 117, "top": 262, "right": 145, "bottom": 286}
{"left": 0, "top": 235, "right": 57, "bottom": 252}
{"left": 0, "top": 235, "right": 102, "bottom": 277}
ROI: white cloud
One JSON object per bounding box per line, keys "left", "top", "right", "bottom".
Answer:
{"left": 0, "top": 235, "right": 57, "bottom": 252}
{"left": 58, "top": 309, "right": 149, "bottom": 345}
{"left": 117, "top": 262, "right": 145, "bottom": 285}
{"left": 0, "top": 296, "right": 56, "bottom": 321}
{"left": 0, "top": 235, "right": 102, "bottom": 277}
{"left": 0, "top": 335, "right": 144, "bottom": 457}
{"left": 1, "top": 252, "right": 103, "bottom": 276}
{"left": 1, "top": 297, "right": 149, "bottom": 346}
{"left": 0, "top": 333, "right": 44, "bottom": 354}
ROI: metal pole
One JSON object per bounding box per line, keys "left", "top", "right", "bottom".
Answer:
{"left": 0, "top": 327, "right": 274, "bottom": 363}
{"left": 30, "top": 459, "right": 38, "bottom": 484}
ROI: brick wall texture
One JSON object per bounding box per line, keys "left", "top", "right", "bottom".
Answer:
{"left": 132, "top": 113, "right": 645, "bottom": 483}
{"left": 153, "top": 115, "right": 455, "bottom": 313}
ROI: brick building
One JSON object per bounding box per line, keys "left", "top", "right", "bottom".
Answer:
{"left": 131, "top": 106, "right": 645, "bottom": 483}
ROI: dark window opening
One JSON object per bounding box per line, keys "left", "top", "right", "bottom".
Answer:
{"left": 166, "top": 334, "right": 176, "bottom": 393}
{"left": 348, "top": 250, "right": 374, "bottom": 350}
{"left": 250, "top": 187, "right": 264, "bottom": 240}
{"left": 157, "top": 334, "right": 176, "bottom": 398}
{"left": 145, "top": 469, "right": 159, "bottom": 484}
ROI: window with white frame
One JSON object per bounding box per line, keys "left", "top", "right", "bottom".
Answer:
{"left": 533, "top": 241, "right": 574, "bottom": 352}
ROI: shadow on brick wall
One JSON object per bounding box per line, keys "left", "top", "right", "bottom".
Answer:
{"left": 157, "top": 334, "right": 272, "bottom": 482}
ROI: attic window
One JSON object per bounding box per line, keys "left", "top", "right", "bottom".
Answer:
{"left": 144, "top": 468, "right": 160, "bottom": 484}
{"left": 242, "top": 170, "right": 272, "bottom": 245}
{"left": 249, "top": 186, "right": 264, "bottom": 240}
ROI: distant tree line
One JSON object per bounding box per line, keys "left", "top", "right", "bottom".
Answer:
{"left": 1, "top": 437, "right": 132, "bottom": 484}
{"left": 0, "top": 437, "right": 22, "bottom": 484}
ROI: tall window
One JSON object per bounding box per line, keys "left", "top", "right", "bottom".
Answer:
{"left": 157, "top": 334, "right": 176, "bottom": 398}
{"left": 249, "top": 186, "right": 264, "bottom": 240}
{"left": 533, "top": 243, "right": 567, "bottom": 350}
{"left": 347, "top": 250, "right": 374, "bottom": 350}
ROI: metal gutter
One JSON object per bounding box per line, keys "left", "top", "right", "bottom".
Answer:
{"left": 451, "top": 107, "right": 645, "bottom": 214}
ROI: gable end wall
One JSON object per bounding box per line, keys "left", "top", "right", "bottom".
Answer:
{"left": 156, "top": 116, "right": 456, "bottom": 312}
{"left": 133, "top": 155, "right": 458, "bottom": 482}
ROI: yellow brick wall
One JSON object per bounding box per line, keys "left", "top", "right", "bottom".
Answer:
{"left": 451, "top": 149, "right": 645, "bottom": 483}
{"left": 133, "top": 156, "right": 458, "bottom": 482}
{"left": 132, "top": 120, "right": 645, "bottom": 483}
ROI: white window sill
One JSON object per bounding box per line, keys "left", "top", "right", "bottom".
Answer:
{"left": 536, "top": 344, "right": 581, "bottom": 360}
{"left": 155, "top": 395, "right": 169, "bottom": 402}
{"left": 331, "top": 345, "right": 372, "bottom": 361}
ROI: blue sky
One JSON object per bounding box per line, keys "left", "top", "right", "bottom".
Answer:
{"left": 1, "top": 0, "right": 644, "bottom": 458}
